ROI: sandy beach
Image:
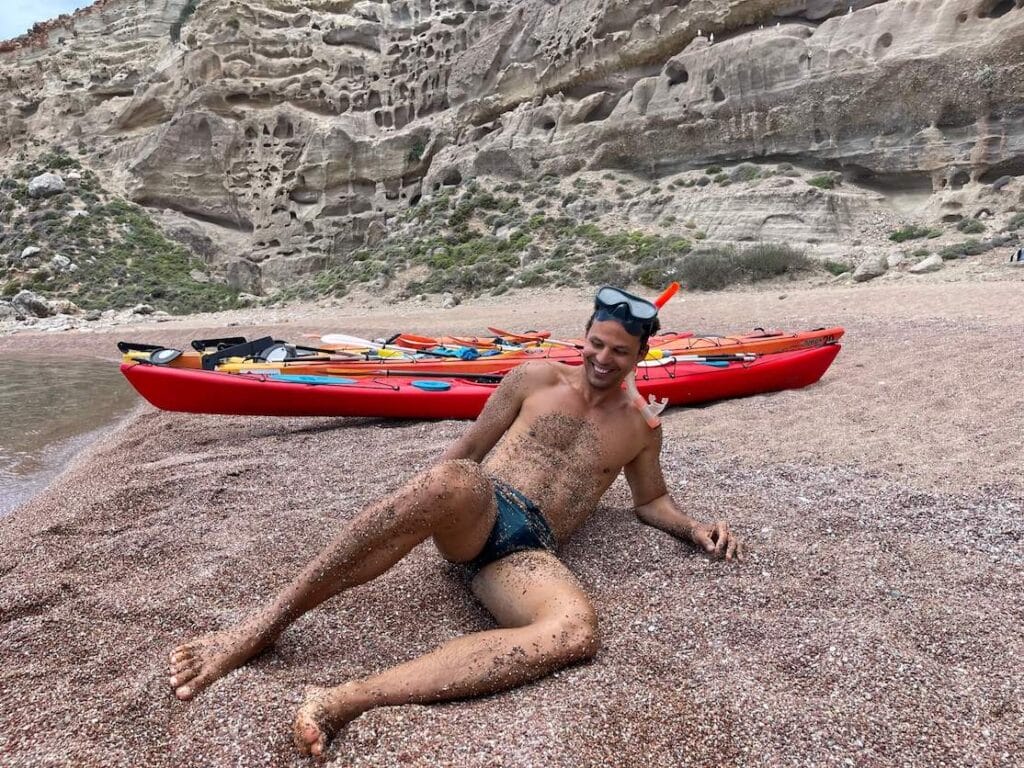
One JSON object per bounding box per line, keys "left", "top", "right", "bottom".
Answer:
{"left": 1, "top": 276, "right": 1022, "bottom": 767}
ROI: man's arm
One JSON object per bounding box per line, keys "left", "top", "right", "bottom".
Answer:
{"left": 623, "top": 427, "right": 745, "bottom": 562}
{"left": 439, "top": 363, "right": 540, "bottom": 463}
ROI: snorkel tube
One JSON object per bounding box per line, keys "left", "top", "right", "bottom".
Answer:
{"left": 625, "top": 281, "right": 680, "bottom": 428}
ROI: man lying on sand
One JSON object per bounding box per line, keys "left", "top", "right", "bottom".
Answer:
{"left": 168, "top": 285, "right": 745, "bottom": 757}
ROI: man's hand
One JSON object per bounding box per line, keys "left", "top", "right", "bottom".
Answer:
{"left": 688, "top": 520, "right": 745, "bottom": 562}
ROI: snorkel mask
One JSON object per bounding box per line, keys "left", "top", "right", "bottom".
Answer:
{"left": 592, "top": 286, "right": 660, "bottom": 338}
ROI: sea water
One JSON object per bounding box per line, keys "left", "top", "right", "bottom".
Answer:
{"left": 0, "top": 356, "right": 138, "bottom": 516}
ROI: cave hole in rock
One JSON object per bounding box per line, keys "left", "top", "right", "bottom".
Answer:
{"left": 537, "top": 116, "right": 557, "bottom": 131}
{"left": 442, "top": 169, "right": 462, "bottom": 186}
{"left": 273, "top": 116, "right": 293, "bottom": 139}
{"left": 977, "top": 0, "right": 1018, "bottom": 19}
{"left": 957, "top": 11, "right": 969, "bottom": 22}
{"left": 942, "top": 213, "right": 964, "bottom": 223}
{"left": 665, "top": 61, "right": 689, "bottom": 86}
{"left": 813, "top": 128, "right": 825, "bottom": 143}
{"left": 408, "top": 193, "right": 422, "bottom": 206}
{"left": 583, "top": 94, "right": 617, "bottom": 123}
{"left": 876, "top": 32, "right": 893, "bottom": 51}
{"left": 950, "top": 170, "right": 971, "bottom": 190}
{"left": 712, "top": 86, "right": 725, "bottom": 103}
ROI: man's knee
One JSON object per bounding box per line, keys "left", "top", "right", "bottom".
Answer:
{"left": 545, "top": 608, "right": 600, "bottom": 662}
{"left": 423, "top": 459, "right": 488, "bottom": 508}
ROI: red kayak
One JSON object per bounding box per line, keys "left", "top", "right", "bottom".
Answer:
{"left": 120, "top": 344, "right": 840, "bottom": 419}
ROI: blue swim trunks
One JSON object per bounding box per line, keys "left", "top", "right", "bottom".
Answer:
{"left": 464, "top": 478, "right": 556, "bottom": 577}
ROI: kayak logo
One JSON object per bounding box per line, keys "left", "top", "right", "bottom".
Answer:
{"left": 798, "top": 335, "right": 838, "bottom": 348}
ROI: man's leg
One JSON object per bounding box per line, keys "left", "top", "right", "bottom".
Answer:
{"left": 168, "top": 460, "right": 497, "bottom": 700}
{"left": 293, "top": 549, "right": 599, "bottom": 757}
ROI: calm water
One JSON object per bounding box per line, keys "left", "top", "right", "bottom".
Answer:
{"left": 0, "top": 356, "right": 138, "bottom": 516}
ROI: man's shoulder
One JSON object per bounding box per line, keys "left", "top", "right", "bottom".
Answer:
{"left": 516, "top": 360, "right": 571, "bottom": 389}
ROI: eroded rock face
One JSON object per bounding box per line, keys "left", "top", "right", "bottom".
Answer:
{"left": 1, "top": 0, "right": 1022, "bottom": 291}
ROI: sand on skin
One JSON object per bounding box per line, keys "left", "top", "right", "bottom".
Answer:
{"left": 0, "top": 277, "right": 1022, "bottom": 767}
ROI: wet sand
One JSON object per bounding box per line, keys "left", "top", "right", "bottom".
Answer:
{"left": 0, "top": 280, "right": 1022, "bottom": 767}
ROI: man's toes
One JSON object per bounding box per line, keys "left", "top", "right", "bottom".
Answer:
{"left": 169, "top": 663, "right": 201, "bottom": 690}
{"left": 174, "top": 671, "right": 210, "bottom": 701}
{"left": 169, "top": 656, "right": 198, "bottom": 677}
{"left": 294, "top": 703, "right": 328, "bottom": 757}
{"left": 169, "top": 645, "right": 195, "bottom": 664}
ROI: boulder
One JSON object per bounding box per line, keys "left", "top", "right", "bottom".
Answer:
{"left": 11, "top": 289, "right": 54, "bottom": 317}
{"left": 852, "top": 253, "right": 888, "bottom": 282}
{"left": 441, "top": 292, "right": 461, "bottom": 309}
{"left": 49, "top": 298, "right": 80, "bottom": 314}
{"left": 909, "top": 254, "right": 943, "bottom": 274}
{"left": 50, "top": 254, "right": 73, "bottom": 272}
{"left": 886, "top": 252, "right": 905, "bottom": 269}
{"left": 27, "top": 173, "right": 66, "bottom": 198}
{"left": 132, "top": 303, "right": 155, "bottom": 315}
{"left": 0, "top": 301, "right": 17, "bottom": 320}
{"left": 20, "top": 246, "right": 42, "bottom": 260}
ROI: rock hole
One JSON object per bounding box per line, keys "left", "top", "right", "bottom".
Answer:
{"left": 950, "top": 169, "right": 971, "bottom": 190}
{"left": 537, "top": 116, "right": 556, "bottom": 131}
{"left": 665, "top": 61, "right": 689, "bottom": 86}
{"left": 813, "top": 128, "right": 824, "bottom": 143}
{"left": 878, "top": 32, "right": 893, "bottom": 48}
{"left": 977, "top": 0, "right": 1017, "bottom": 19}
{"left": 957, "top": 11, "right": 969, "bottom": 22}
{"left": 712, "top": 86, "right": 725, "bottom": 103}
{"left": 442, "top": 169, "right": 462, "bottom": 186}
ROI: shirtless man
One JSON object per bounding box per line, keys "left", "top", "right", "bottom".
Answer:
{"left": 168, "top": 286, "right": 745, "bottom": 757}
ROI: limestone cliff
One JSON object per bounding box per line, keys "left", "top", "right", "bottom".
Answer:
{"left": 1, "top": 0, "right": 1022, "bottom": 295}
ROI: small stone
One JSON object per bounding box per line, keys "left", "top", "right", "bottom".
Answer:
{"left": 441, "top": 292, "right": 460, "bottom": 309}
{"left": 909, "top": 254, "right": 943, "bottom": 274}
{"left": 50, "top": 254, "right": 73, "bottom": 272}
{"left": 853, "top": 253, "right": 888, "bottom": 282}
{"left": 132, "top": 303, "right": 155, "bottom": 315}
{"left": 20, "top": 246, "right": 42, "bottom": 260}
{"left": 84, "top": 309, "right": 102, "bottom": 321}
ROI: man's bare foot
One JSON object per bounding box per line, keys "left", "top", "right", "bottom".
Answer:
{"left": 168, "top": 625, "right": 271, "bottom": 700}
{"left": 293, "top": 683, "right": 374, "bottom": 757}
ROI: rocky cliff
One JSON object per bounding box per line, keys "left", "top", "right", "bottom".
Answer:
{"left": 1, "top": 0, "right": 1022, "bottom": 297}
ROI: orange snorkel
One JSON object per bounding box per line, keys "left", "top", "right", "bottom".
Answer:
{"left": 626, "top": 281, "right": 680, "bottom": 428}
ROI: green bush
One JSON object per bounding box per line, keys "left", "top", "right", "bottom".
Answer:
{"left": 807, "top": 173, "right": 840, "bottom": 190}
{"left": 730, "top": 164, "right": 761, "bottom": 182}
{"left": 957, "top": 218, "right": 985, "bottom": 234}
{"left": 889, "top": 225, "right": 941, "bottom": 242}
{"left": 1007, "top": 212, "right": 1024, "bottom": 230}
{"left": 939, "top": 238, "right": 987, "bottom": 259}
{"left": 735, "top": 243, "right": 812, "bottom": 279}
{"left": 705, "top": 165, "right": 722, "bottom": 175}
{"left": 822, "top": 259, "right": 853, "bottom": 276}
{"left": 679, "top": 249, "right": 743, "bottom": 290}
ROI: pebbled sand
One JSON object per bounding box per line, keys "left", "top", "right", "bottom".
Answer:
{"left": 0, "top": 279, "right": 1022, "bottom": 767}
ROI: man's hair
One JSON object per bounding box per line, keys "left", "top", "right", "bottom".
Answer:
{"left": 585, "top": 312, "right": 661, "bottom": 352}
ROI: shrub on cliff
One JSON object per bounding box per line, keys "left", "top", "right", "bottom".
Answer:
{"left": 889, "top": 224, "right": 941, "bottom": 242}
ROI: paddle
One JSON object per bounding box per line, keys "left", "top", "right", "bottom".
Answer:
{"left": 323, "top": 367, "right": 505, "bottom": 384}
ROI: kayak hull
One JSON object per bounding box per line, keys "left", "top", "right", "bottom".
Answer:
{"left": 120, "top": 344, "right": 840, "bottom": 419}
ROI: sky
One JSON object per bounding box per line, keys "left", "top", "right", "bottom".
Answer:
{"left": 1, "top": 1, "right": 91, "bottom": 41}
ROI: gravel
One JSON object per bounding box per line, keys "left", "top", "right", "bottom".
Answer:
{"left": 1, "top": 281, "right": 1021, "bottom": 767}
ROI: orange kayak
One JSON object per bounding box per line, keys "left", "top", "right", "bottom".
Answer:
{"left": 118, "top": 326, "right": 845, "bottom": 376}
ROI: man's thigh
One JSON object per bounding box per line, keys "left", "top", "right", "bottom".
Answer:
{"left": 470, "top": 550, "right": 595, "bottom": 629}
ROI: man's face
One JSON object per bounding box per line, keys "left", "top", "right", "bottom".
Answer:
{"left": 581, "top": 319, "right": 645, "bottom": 389}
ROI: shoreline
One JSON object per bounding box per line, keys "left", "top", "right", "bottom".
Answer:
{"left": 1, "top": 280, "right": 1022, "bottom": 767}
